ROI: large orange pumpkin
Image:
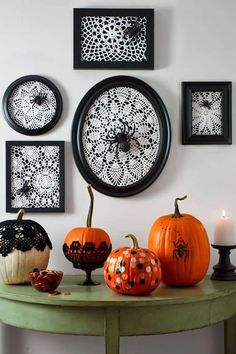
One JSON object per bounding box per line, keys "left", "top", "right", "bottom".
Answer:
{"left": 104, "top": 234, "right": 161, "bottom": 295}
{"left": 148, "top": 196, "right": 210, "bottom": 287}
{"left": 63, "top": 185, "right": 111, "bottom": 285}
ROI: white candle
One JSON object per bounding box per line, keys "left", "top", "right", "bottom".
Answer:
{"left": 214, "top": 210, "right": 235, "bottom": 245}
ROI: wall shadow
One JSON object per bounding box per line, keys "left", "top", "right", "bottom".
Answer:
{"left": 1, "top": 324, "right": 23, "bottom": 354}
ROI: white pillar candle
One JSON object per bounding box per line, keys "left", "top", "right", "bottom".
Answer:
{"left": 214, "top": 210, "right": 235, "bottom": 245}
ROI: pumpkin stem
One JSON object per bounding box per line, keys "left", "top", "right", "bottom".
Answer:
{"left": 173, "top": 195, "right": 187, "bottom": 218}
{"left": 86, "top": 185, "right": 94, "bottom": 228}
{"left": 17, "top": 208, "right": 24, "bottom": 221}
{"left": 125, "top": 234, "right": 140, "bottom": 249}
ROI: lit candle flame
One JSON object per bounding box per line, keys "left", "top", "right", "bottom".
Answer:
{"left": 222, "top": 209, "right": 226, "bottom": 218}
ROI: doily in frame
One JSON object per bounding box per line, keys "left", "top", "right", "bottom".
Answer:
{"left": 72, "top": 76, "right": 171, "bottom": 197}
{"left": 74, "top": 9, "right": 154, "bottom": 69}
{"left": 192, "top": 91, "right": 223, "bottom": 135}
{"left": 82, "top": 86, "right": 160, "bottom": 187}
{"left": 6, "top": 142, "right": 65, "bottom": 212}
{"left": 81, "top": 16, "right": 147, "bottom": 62}
{"left": 2, "top": 75, "right": 63, "bottom": 135}
{"left": 8, "top": 81, "right": 57, "bottom": 130}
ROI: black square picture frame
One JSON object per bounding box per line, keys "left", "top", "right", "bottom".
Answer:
{"left": 6, "top": 141, "right": 65, "bottom": 213}
{"left": 182, "top": 82, "right": 232, "bottom": 145}
{"left": 74, "top": 8, "right": 154, "bottom": 69}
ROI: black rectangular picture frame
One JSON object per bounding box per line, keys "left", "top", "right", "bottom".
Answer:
{"left": 182, "top": 81, "right": 232, "bottom": 145}
{"left": 74, "top": 8, "right": 154, "bottom": 69}
{"left": 6, "top": 141, "right": 65, "bottom": 213}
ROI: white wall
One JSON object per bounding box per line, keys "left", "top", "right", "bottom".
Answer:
{"left": 1, "top": 0, "right": 235, "bottom": 352}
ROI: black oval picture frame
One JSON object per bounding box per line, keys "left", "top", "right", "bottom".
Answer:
{"left": 72, "top": 76, "right": 171, "bottom": 197}
{"left": 2, "top": 75, "right": 63, "bottom": 135}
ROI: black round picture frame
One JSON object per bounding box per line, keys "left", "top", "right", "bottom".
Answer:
{"left": 2, "top": 75, "right": 63, "bottom": 135}
{"left": 72, "top": 76, "right": 171, "bottom": 197}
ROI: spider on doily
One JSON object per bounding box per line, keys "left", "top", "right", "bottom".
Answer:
{"left": 102, "top": 119, "right": 140, "bottom": 159}
{"left": 123, "top": 19, "right": 145, "bottom": 42}
{"left": 29, "top": 91, "right": 47, "bottom": 106}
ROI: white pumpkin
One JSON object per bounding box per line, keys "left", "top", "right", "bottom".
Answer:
{"left": 0, "top": 209, "right": 52, "bottom": 284}
{"left": 0, "top": 247, "right": 50, "bottom": 284}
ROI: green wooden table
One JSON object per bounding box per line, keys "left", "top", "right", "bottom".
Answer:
{"left": 0, "top": 275, "right": 236, "bottom": 354}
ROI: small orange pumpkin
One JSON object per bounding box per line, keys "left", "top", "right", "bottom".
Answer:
{"left": 148, "top": 196, "right": 210, "bottom": 287}
{"left": 63, "top": 185, "right": 111, "bottom": 285}
{"left": 104, "top": 234, "right": 161, "bottom": 295}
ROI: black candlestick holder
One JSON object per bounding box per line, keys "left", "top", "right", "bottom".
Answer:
{"left": 211, "top": 244, "right": 236, "bottom": 281}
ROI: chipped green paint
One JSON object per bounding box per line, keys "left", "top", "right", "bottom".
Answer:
{"left": 0, "top": 275, "right": 235, "bottom": 354}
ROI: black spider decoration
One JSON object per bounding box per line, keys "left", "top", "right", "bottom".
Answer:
{"left": 29, "top": 91, "right": 47, "bottom": 106}
{"left": 200, "top": 99, "right": 213, "bottom": 109}
{"left": 102, "top": 119, "right": 140, "bottom": 159}
{"left": 173, "top": 238, "right": 189, "bottom": 262}
{"left": 16, "top": 181, "right": 32, "bottom": 197}
{"left": 123, "top": 20, "right": 144, "bottom": 42}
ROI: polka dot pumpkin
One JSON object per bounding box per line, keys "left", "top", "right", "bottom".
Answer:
{"left": 104, "top": 234, "right": 161, "bottom": 295}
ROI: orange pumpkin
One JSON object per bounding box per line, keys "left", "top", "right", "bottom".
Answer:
{"left": 63, "top": 185, "right": 111, "bottom": 285}
{"left": 104, "top": 234, "right": 161, "bottom": 295}
{"left": 148, "top": 196, "right": 210, "bottom": 287}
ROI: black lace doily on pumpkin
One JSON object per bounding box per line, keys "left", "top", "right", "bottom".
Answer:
{"left": 0, "top": 220, "right": 52, "bottom": 257}
{"left": 63, "top": 241, "right": 111, "bottom": 264}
